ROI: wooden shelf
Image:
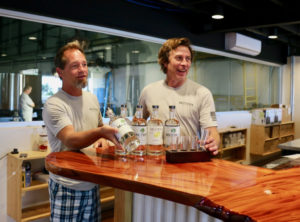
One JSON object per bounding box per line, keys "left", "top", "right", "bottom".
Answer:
{"left": 22, "top": 202, "right": 50, "bottom": 222}
{"left": 7, "top": 151, "right": 51, "bottom": 222}
{"left": 222, "top": 144, "right": 246, "bottom": 151}
{"left": 100, "top": 186, "right": 115, "bottom": 204}
{"left": 251, "top": 149, "right": 281, "bottom": 157}
{"left": 250, "top": 122, "right": 295, "bottom": 156}
{"left": 280, "top": 133, "right": 295, "bottom": 138}
{"left": 22, "top": 180, "right": 48, "bottom": 192}
{"left": 265, "top": 137, "right": 279, "bottom": 142}
{"left": 218, "top": 128, "right": 247, "bottom": 163}
{"left": 8, "top": 150, "right": 115, "bottom": 221}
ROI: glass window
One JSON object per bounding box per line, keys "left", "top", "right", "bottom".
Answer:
{"left": 0, "top": 15, "right": 281, "bottom": 122}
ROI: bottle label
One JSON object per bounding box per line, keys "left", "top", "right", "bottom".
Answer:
{"left": 132, "top": 126, "right": 147, "bottom": 145}
{"left": 111, "top": 118, "right": 133, "bottom": 141}
{"left": 148, "top": 126, "right": 163, "bottom": 145}
{"left": 164, "top": 126, "right": 180, "bottom": 146}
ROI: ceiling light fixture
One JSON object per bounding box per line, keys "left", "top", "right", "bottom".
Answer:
{"left": 212, "top": 5, "right": 224, "bottom": 20}
{"left": 131, "top": 50, "right": 140, "bottom": 54}
{"left": 1, "top": 53, "right": 7, "bottom": 57}
{"left": 28, "top": 36, "right": 37, "bottom": 40}
{"left": 268, "top": 28, "right": 278, "bottom": 39}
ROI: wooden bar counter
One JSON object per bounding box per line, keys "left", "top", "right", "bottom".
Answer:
{"left": 45, "top": 147, "right": 300, "bottom": 222}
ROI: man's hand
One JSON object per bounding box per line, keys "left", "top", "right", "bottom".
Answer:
{"left": 98, "top": 125, "right": 122, "bottom": 149}
{"left": 93, "top": 138, "right": 110, "bottom": 148}
{"left": 204, "top": 127, "right": 220, "bottom": 155}
{"left": 205, "top": 136, "right": 218, "bottom": 155}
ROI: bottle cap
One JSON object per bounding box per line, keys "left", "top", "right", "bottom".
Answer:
{"left": 152, "top": 105, "right": 159, "bottom": 109}
{"left": 169, "top": 105, "right": 176, "bottom": 109}
{"left": 136, "top": 104, "right": 143, "bottom": 108}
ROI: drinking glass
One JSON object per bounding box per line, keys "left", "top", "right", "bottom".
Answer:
{"left": 190, "top": 136, "right": 198, "bottom": 151}
{"left": 199, "top": 128, "right": 209, "bottom": 151}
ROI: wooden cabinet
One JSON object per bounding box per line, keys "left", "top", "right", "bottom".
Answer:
{"left": 7, "top": 150, "right": 115, "bottom": 222}
{"left": 250, "top": 121, "right": 295, "bottom": 156}
{"left": 218, "top": 128, "right": 247, "bottom": 163}
{"left": 7, "top": 151, "right": 115, "bottom": 222}
{"left": 7, "top": 151, "right": 50, "bottom": 222}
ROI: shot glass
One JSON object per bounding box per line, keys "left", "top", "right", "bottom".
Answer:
{"left": 176, "top": 136, "right": 183, "bottom": 151}
{"left": 199, "top": 128, "right": 209, "bottom": 151}
{"left": 169, "top": 135, "right": 178, "bottom": 151}
{"left": 190, "top": 136, "right": 198, "bottom": 151}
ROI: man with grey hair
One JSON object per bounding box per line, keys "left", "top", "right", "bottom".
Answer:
{"left": 19, "top": 85, "right": 35, "bottom": 121}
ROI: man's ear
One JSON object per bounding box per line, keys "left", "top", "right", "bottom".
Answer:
{"left": 56, "top": 67, "right": 63, "bottom": 79}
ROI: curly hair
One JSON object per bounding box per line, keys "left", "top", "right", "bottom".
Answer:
{"left": 158, "top": 37, "right": 193, "bottom": 74}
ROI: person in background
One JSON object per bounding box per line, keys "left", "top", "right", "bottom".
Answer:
{"left": 19, "top": 85, "right": 35, "bottom": 121}
{"left": 139, "top": 37, "right": 219, "bottom": 155}
{"left": 42, "top": 40, "right": 120, "bottom": 221}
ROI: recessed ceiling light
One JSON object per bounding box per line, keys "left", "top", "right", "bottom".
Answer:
{"left": 1, "top": 53, "right": 7, "bottom": 57}
{"left": 212, "top": 5, "right": 224, "bottom": 20}
{"left": 268, "top": 35, "right": 278, "bottom": 39}
{"left": 212, "top": 14, "right": 224, "bottom": 20}
{"left": 132, "top": 50, "right": 140, "bottom": 54}
{"left": 268, "top": 28, "right": 278, "bottom": 39}
{"left": 28, "top": 36, "right": 37, "bottom": 40}
{"left": 105, "top": 46, "right": 111, "bottom": 50}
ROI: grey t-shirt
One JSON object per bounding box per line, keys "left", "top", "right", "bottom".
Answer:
{"left": 43, "top": 89, "right": 103, "bottom": 190}
{"left": 139, "top": 79, "right": 217, "bottom": 137}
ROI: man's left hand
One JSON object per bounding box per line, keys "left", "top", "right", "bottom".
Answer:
{"left": 205, "top": 136, "right": 218, "bottom": 155}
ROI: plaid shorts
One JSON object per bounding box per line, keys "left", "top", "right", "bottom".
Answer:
{"left": 49, "top": 178, "right": 101, "bottom": 222}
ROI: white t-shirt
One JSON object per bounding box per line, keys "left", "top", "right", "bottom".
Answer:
{"left": 19, "top": 93, "right": 34, "bottom": 121}
{"left": 139, "top": 79, "right": 217, "bottom": 137}
{"left": 43, "top": 89, "right": 103, "bottom": 191}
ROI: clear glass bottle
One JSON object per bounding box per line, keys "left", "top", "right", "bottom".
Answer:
{"left": 106, "top": 107, "right": 140, "bottom": 155}
{"left": 147, "top": 105, "right": 164, "bottom": 155}
{"left": 164, "top": 105, "right": 180, "bottom": 148}
{"left": 38, "top": 125, "right": 49, "bottom": 152}
{"left": 120, "top": 104, "right": 131, "bottom": 125}
{"left": 131, "top": 105, "right": 147, "bottom": 156}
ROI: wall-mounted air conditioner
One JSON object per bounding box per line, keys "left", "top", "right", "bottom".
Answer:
{"left": 225, "top": 32, "right": 262, "bottom": 56}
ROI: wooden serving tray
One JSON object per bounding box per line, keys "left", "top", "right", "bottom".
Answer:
{"left": 165, "top": 150, "right": 211, "bottom": 163}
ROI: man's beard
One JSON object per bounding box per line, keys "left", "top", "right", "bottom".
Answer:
{"left": 75, "top": 79, "right": 87, "bottom": 89}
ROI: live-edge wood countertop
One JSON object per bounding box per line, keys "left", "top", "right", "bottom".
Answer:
{"left": 45, "top": 147, "right": 300, "bottom": 222}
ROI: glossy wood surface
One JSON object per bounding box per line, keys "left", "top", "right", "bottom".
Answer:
{"left": 46, "top": 147, "right": 300, "bottom": 222}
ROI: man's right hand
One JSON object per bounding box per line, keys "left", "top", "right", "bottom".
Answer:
{"left": 98, "top": 125, "right": 122, "bottom": 149}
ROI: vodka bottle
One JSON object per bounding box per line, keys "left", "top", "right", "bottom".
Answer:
{"left": 120, "top": 104, "right": 131, "bottom": 125}
{"left": 106, "top": 107, "right": 140, "bottom": 155}
{"left": 164, "top": 105, "right": 180, "bottom": 147}
{"left": 131, "top": 105, "right": 147, "bottom": 156}
{"left": 147, "top": 105, "right": 164, "bottom": 155}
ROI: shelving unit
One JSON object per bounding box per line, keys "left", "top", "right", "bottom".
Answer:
{"left": 7, "top": 150, "right": 50, "bottom": 222}
{"left": 7, "top": 150, "right": 116, "bottom": 222}
{"left": 250, "top": 121, "right": 295, "bottom": 156}
{"left": 218, "top": 128, "right": 247, "bottom": 163}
